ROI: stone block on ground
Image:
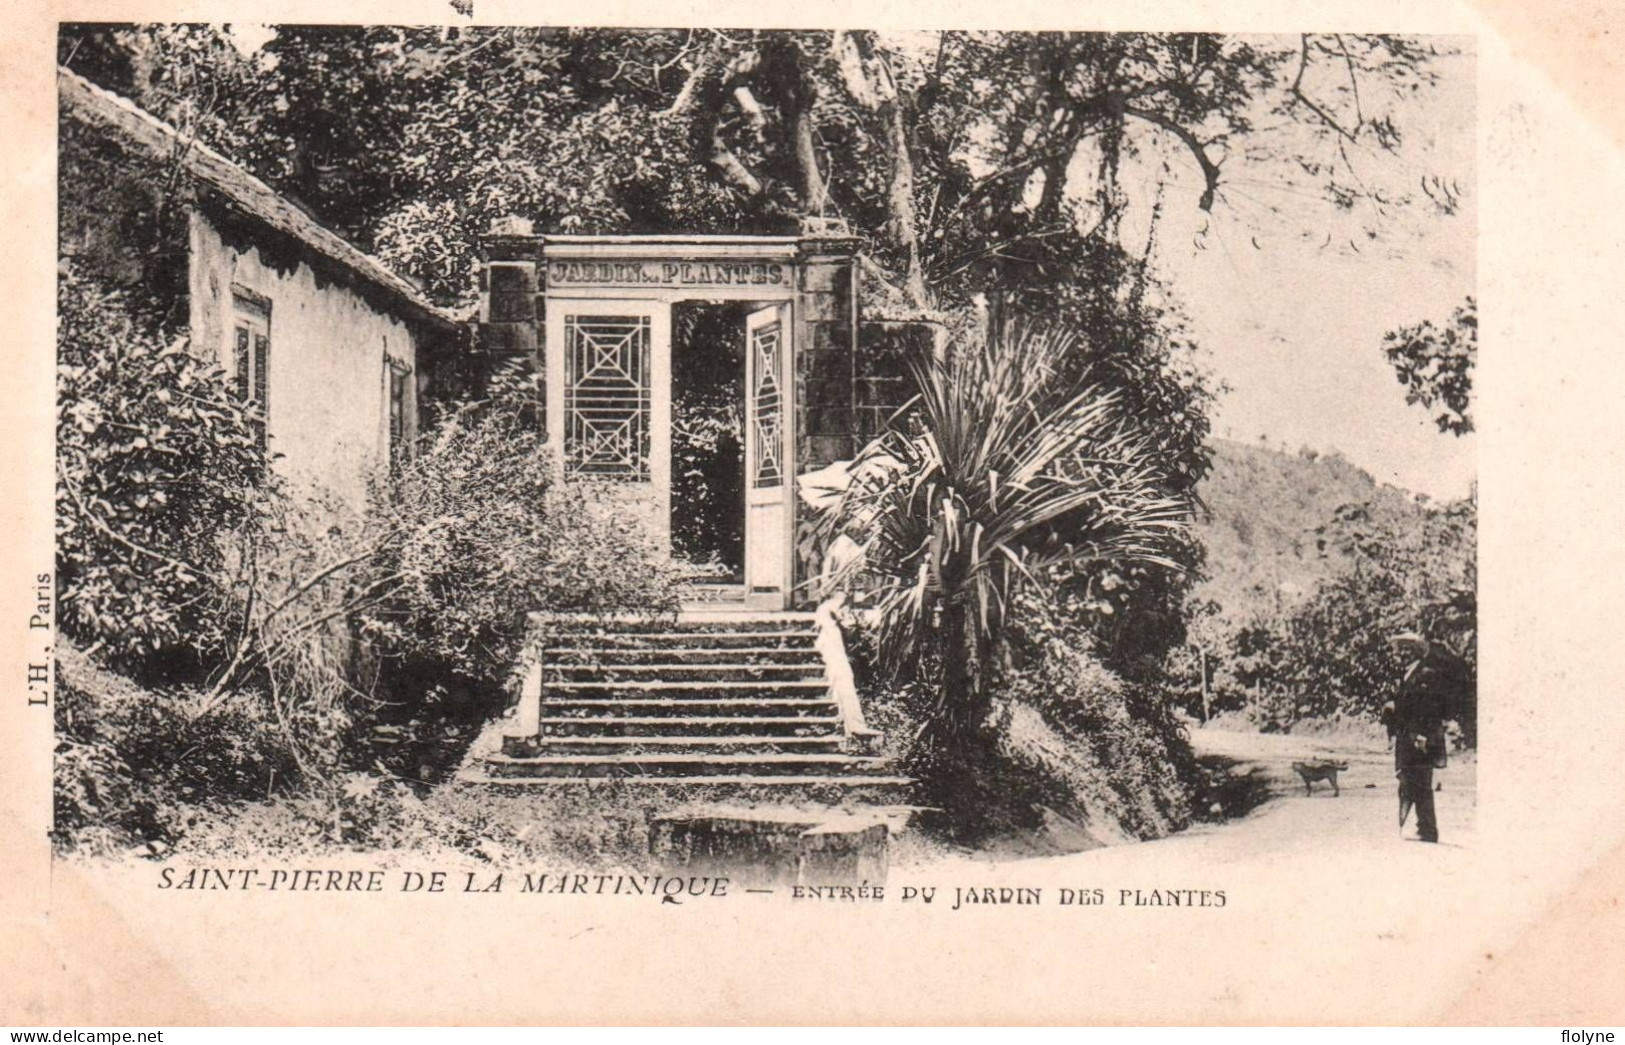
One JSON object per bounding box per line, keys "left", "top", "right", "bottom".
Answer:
{"left": 648, "top": 808, "right": 894, "bottom": 889}
{"left": 796, "top": 821, "right": 888, "bottom": 887}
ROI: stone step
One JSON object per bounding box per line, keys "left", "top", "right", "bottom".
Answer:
{"left": 545, "top": 680, "right": 830, "bottom": 699}
{"left": 537, "top": 615, "right": 817, "bottom": 634}
{"left": 536, "top": 715, "right": 843, "bottom": 737}
{"left": 544, "top": 663, "right": 827, "bottom": 683}
{"left": 542, "top": 632, "right": 820, "bottom": 652}
{"left": 542, "top": 698, "right": 841, "bottom": 718}
{"left": 462, "top": 772, "right": 915, "bottom": 789}
{"left": 484, "top": 751, "right": 894, "bottom": 779}
{"left": 543, "top": 646, "right": 824, "bottom": 666}
{"left": 526, "top": 735, "right": 848, "bottom": 756}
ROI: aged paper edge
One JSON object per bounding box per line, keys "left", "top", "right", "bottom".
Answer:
{"left": 4, "top": 0, "right": 1624, "bottom": 1025}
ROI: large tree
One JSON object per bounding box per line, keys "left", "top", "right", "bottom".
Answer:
{"left": 59, "top": 26, "right": 1459, "bottom": 668}
{"left": 61, "top": 28, "right": 1450, "bottom": 306}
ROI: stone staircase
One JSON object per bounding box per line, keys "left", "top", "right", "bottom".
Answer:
{"left": 478, "top": 611, "right": 910, "bottom": 788}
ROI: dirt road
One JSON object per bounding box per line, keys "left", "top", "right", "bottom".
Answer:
{"left": 885, "top": 726, "right": 1483, "bottom": 1021}
{"left": 1186, "top": 724, "right": 1478, "bottom": 854}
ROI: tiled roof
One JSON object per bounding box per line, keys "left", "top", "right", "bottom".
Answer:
{"left": 58, "top": 66, "right": 459, "bottom": 331}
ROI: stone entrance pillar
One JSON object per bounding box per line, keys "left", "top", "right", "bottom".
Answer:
{"left": 479, "top": 217, "right": 541, "bottom": 423}
{"left": 791, "top": 234, "right": 859, "bottom": 606}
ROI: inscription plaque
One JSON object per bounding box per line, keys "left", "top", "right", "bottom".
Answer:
{"left": 547, "top": 259, "right": 788, "bottom": 290}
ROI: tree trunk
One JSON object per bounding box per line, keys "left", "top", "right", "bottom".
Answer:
{"left": 1199, "top": 645, "right": 1210, "bottom": 723}
{"left": 832, "top": 30, "right": 929, "bottom": 310}
{"left": 793, "top": 107, "right": 827, "bottom": 214}
{"left": 911, "top": 598, "right": 1010, "bottom": 843}
{"left": 781, "top": 40, "right": 828, "bottom": 215}
{"left": 935, "top": 600, "right": 988, "bottom": 754}
{"left": 883, "top": 96, "right": 929, "bottom": 307}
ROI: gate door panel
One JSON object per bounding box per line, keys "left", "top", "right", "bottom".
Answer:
{"left": 744, "top": 303, "right": 793, "bottom": 607}
{"left": 545, "top": 300, "right": 671, "bottom": 540}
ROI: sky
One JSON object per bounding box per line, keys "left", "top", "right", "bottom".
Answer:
{"left": 1136, "top": 43, "right": 1478, "bottom": 500}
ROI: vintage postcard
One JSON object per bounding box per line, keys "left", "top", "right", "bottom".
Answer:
{"left": 3, "top": 0, "right": 1623, "bottom": 1026}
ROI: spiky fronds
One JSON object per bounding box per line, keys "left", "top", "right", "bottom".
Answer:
{"left": 818, "top": 319, "right": 1194, "bottom": 702}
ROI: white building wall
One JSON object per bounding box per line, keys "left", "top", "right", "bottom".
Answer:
{"left": 188, "top": 212, "right": 419, "bottom": 511}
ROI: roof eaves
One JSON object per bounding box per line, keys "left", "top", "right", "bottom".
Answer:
{"left": 58, "top": 67, "right": 461, "bottom": 333}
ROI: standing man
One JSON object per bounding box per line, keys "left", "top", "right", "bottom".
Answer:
{"left": 1382, "top": 632, "right": 1452, "bottom": 843}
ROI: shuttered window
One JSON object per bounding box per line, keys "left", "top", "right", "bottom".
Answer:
{"left": 387, "top": 359, "right": 411, "bottom": 468}
{"left": 229, "top": 293, "right": 271, "bottom": 449}
{"left": 233, "top": 325, "right": 251, "bottom": 401}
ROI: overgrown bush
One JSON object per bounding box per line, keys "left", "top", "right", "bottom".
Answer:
{"left": 56, "top": 263, "right": 266, "bottom": 677}
{"left": 55, "top": 271, "right": 688, "bottom": 853}
{"left": 359, "top": 396, "right": 684, "bottom": 713}
{"left": 992, "top": 648, "right": 1195, "bottom": 837}
{"left": 204, "top": 488, "right": 381, "bottom": 778}
{"left": 989, "top": 595, "right": 1196, "bottom": 839}
{"left": 843, "top": 591, "right": 1196, "bottom": 847}
{"left": 53, "top": 639, "right": 296, "bottom": 856}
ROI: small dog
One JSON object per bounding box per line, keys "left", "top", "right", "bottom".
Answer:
{"left": 1291, "top": 759, "right": 1350, "bottom": 796}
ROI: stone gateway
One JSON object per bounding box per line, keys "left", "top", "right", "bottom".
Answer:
{"left": 481, "top": 228, "right": 883, "bottom": 611}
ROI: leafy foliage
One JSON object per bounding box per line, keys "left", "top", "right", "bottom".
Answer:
{"left": 1384, "top": 295, "right": 1476, "bottom": 435}
{"left": 1224, "top": 493, "right": 1476, "bottom": 734}
{"left": 57, "top": 27, "right": 1451, "bottom": 502}
{"left": 56, "top": 25, "right": 1472, "bottom": 680}
{"left": 822, "top": 320, "right": 1194, "bottom": 758}
{"left": 55, "top": 385, "right": 688, "bottom": 854}
{"left": 54, "top": 639, "right": 296, "bottom": 856}
{"left": 992, "top": 599, "right": 1197, "bottom": 840}
{"left": 359, "top": 395, "right": 685, "bottom": 694}
{"left": 53, "top": 25, "right": 1470, "bottom": 846}
{"left": 56, "top": 264, "right": 267, "bottom": 675}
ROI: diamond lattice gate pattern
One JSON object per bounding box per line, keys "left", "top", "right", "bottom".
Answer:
{"left": 564, "top": 315, "right": 652, "bottom": 479}
{"left": 750, "top": 319, "right": 783, "bottom": 488}
{"left": 744, "top": 304, "right": 792, "bottom": 604}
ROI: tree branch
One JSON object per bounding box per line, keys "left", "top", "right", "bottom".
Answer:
{"left": 784, "top": 39, "right": 829, "bottom": 214}
{"left": 57, "top": 464, "right": 219, "bottom": 584}
{"left": 663, "top": 33, "right": 771, "bottom": 204}
{"left": 1291, "top": 33, "right": 1361, "bottom": 143}
{"left": 1123, "top": 104, "right": 1221, "bottom": 211}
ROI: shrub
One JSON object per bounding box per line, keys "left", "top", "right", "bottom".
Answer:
{"left": 53, "top": 639, "right": 296, "bottom": 855}
{"left": 54, "top": 285, "right": 687, "bottom": 850}
{"left": 918, "top": 590, "right": 1194, "bottom": 840}
{"left": 56, "top": 263, "right": 265, "bottom": 677}
{"left": 993, "top": 644, "right": 1195, "bottom": 837}
{"left": 840, "top": 591, "right": 1196, "bottom": 847}
{"left": 204, "top": 487, "right": 381, "bottom": 779}
{"left": 1220, "top": 496, "right": 1476, "bottom": 736}
{"left": 359, "top": 396, "right": 684, "bottom": 704}
{"left": 816, "top": 319, "right": 1193, "bottom": 772}
{"left": 195, "top": 388, "right": 686, "bottom": 786}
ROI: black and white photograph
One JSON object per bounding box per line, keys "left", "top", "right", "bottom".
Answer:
{"left": 5, "top": 8, "right": 1619, "bottom": 1027}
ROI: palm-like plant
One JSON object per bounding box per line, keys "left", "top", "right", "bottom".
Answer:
{"left": 819, "top": 320, "right": 1194, "bottom": 753}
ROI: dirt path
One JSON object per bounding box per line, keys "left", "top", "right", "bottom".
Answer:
{"left": 883, "top": 727, "right": 1483, "bottom": 1021}
{"left": 1187, "top": 725, "right": 1478, "bottom": 852}
{"left": 895, "top": 723, "right": 1478, "bottom": 874}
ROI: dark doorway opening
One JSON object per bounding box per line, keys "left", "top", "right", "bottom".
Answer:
{"left": 671, "top": 300, "right": 749, "bottom": 583}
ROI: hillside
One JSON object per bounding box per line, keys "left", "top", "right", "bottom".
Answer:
{"left": 1190, "top": 440, "right": 1425, "bottom": 628}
